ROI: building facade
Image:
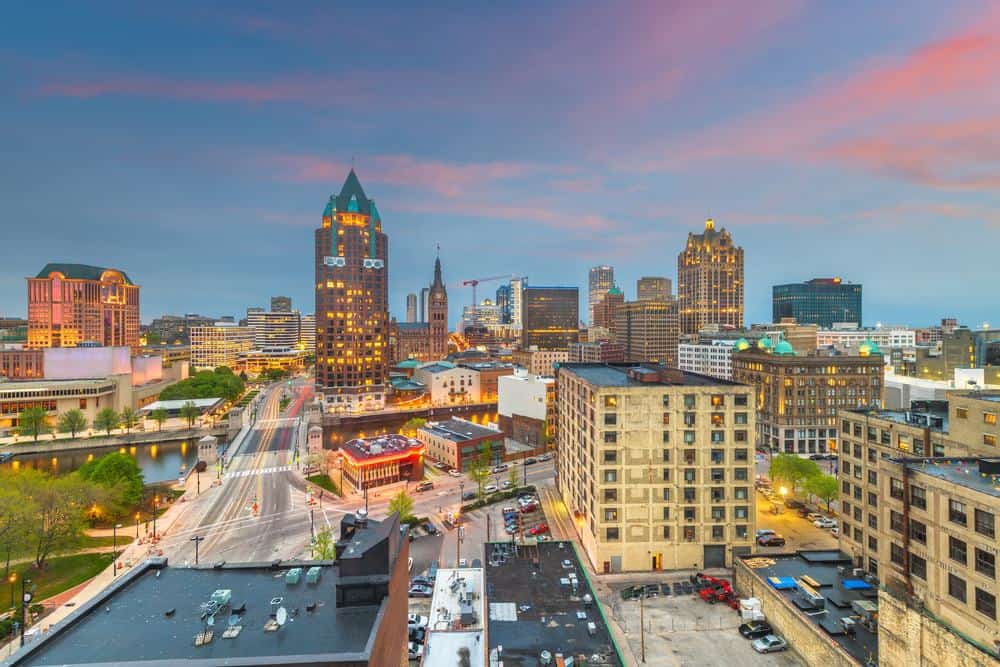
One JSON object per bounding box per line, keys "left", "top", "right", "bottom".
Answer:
{"left": 556, "top": 363, "right": 757, "bottom": 572}
{"left": 427, "top": 255, "right": 449, "bottom": 359}
{"left": 460, "top": 361, "right": 514, "bottom": 402}
{"left": 497, "top": 370, "right": 555, "bottom": 448}
{"left": 732, "top": 343, "right": 885, "bottom": 454}
{"left": 817, "top": 326, "right": 916, "bottom": 351}
{"left": 512, "top": 347, "right": 568, "bottom": 376}
{"left": 147, "top": 314, "right": 215, "bottom": 346}
{"left": 772, "top": 278, "right": 862, "bottom": 328}
{"left": 190, "top": 323, "right": 254, "bottom": 370}
{"left": 508, "top": 277, "right": 526, "bottom": 330}
{"left": 637, "top": 276, "right": 672, "bottom": 302}
{"left": 949, "top": 390, "right": 1000, "bottom": 450}
{"left": 417, "top": 418, "right": 504, "bottom": 471}
{"left": 677, "top": 219, "right": 744, "bottom": 335}
{"left": 413, "top": 362, "right": 481, "bottom": 405}
{"left": 27, "top": 263, "right": 140, "bottom": 350}
{"left": 246, "top": 308, "right": 301, "bottom": 349}
{"left": 521, "top": 286, "right": 578, "bottom": 350}
{"left": 338, "top": 434, "right": 425, "bottom": 491}
{"left": 314, "top": 170, "right": 389, "bottom": 412}
{"left": 270, "top": 295, "right": 292, "bottom": 312}
{"left": 569, "top": 340, "right": 625, "bottom": 363}
{"left": 405, "top": 293, "right": 417, "bottom": 323}
{"left": 593, "top": 287, "right": 624, "bottom": 333}
{"left": 678, "top": 341, "right": 734, "bottom": 380}
{"left": 299, "top": 313, "right": 316, "bottom": 353}
{"left": 615, "top": 300, "right": 680, "bottom": 368}
{"left": 588, "top": 265, "right": 614, "bottom": 327}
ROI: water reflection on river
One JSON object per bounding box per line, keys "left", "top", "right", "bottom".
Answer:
{"left": 3, "top": 440, "right": 200, "bottom": 485}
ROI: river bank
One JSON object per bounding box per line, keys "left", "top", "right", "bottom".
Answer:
{"left": 0, "top": 425, "right": 227, "bottom": 456}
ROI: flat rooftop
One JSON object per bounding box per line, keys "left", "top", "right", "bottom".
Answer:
{"left": 484, "top": 540, "right": 622, "bottom": 665}
{"left": 424, "top": 568, "right": 485, "bottom": 667}
{"left": 341, "top": 433, "right": 423, "bottom": 462}
{"left": 740, "top": 551, "right": 878, "bottom": 665}
{"left": 12, "top": 559, "right": 383, "bottom": 666}
{"left": 420, "top": 418, "right": 501, "bottom": 442}
{"left": 851, "top": 406, "right": 949, "bottom": 433}
{"left": 901, "top": 457, "right": 1000, "bottom": 498}
{"left": 559, "top": 363, "right": 743, "bottom": 388}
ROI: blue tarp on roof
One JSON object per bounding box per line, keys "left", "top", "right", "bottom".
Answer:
{"left": 767, "top": 577, "right": 797, "bottom": 590}
{"left": 841, "top": 579, "right": 872, "bottom": 590}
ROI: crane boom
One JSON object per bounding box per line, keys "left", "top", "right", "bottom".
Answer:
{"left": 458, "top": 273, "right": 518, "bottom": 307}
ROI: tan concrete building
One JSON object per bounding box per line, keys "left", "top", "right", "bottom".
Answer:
{"left": 677, "top": 218, "right": 744, "bottom": 334}
{"left": 556, "top": 363, "right": 756, "bottom": 573}
{"left": 733, "top": 344, "right": 884, "bottom": 454}
{"left": 512, "top": 347, "right": 567, "bottom": 376}
{"left": 948, "top": 390, "right": 1000, "bottom": 453}
{"left": 615, "top": 300, "right": 680, "bottom": 368}
{"left": 190, "top": 323, "right": 254, "bottom": 370}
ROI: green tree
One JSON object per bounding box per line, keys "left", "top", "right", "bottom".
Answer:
{"left": 120, "top": 407, "right": 139, "bottom": 434}
{"left": 56, "top": 409, "right": 88, "bottom": 438}
{"left": 150, "top": 407, "right": 168, "bottom": 431}
{"left": 805, "top": 473, "right": 839, "bottom": 511}
{"left": 387, "top": 490, "right": 415, "bottom": 522}
{"left": 0, "top": 475, "right": 35, "bottom": 574}
{"left": 77, "top": 452, "right": 144, "bottom": 515}
{"left": 312, "top": 528, "right": 336, "bottom": 560}
{"left": 15, "top": 470, "right": 98, "bottom": 567}
{"left": 159, "top": 367, "right": 245, "bottom": 403}
{"left": 468, "top": 442, "right": 493, "bottom": 498}
{"left": 401, "top": 417, "right": 427, "bottom": 437}
{"left": 179, "top": 401, "right": 200, "bottom": 428}
{"left": 769, "top": 454, "right": 822, "bottom": 496}
{"left": 94, "top": 408, "right": 120, "bottom": 436}
{"left": 507, "top": 463, "right": 520, "bottom": 490}
{"left": 17, "top": 407, "right": 50, "bottom": 442}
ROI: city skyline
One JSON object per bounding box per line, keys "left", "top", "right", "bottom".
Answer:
{"left": 1, "top": 2, "right": 998, "bottom": 327}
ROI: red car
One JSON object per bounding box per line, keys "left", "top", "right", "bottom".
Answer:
{"left": 529, "top": 523, "right": 549, "bottom": 536}
{"left": 520, "top": 503, "right": 538, "bottom": 513}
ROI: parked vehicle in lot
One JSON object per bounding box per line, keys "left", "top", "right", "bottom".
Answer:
{"left": 408, "top": 584, "right": 433, "bottom": 598}
{"left": 751, "top": 635, "right": 788, "bottom": 653}
{"left": 806, "top": 512, "right": 823, "bottom": 522}
{"left": 410, "top": 577, "right": 432, "bottom": 589}
{"left": 502, "top": 506, "right": 517, "bottom": 516}
{"left": 484, "top": 484, "right": 498, "bottom": 494}
{"left": 408, "top": 613, "right": 429, "bottom": 629}
{"left": 416, "top": 480, "right": 434, "bottom": 492}
{"left": 621, "top": 584, "right": 643, "bottom": 600}
{"left": 738, "top": 621, "right": 774, "bottom": 639}
{"left": 408, "top": 641, "right": 425, "bottom": 659}
{"left": 409, "top": 627, "right": 425, "bottom": 644}
{"left": 492, "top": 463, "right": 509, "bottom": 473}
{"left": 757, "top": 534, "right": 786, "bottom": 547}
{"left": 814, "top": 517, "right": 837, "bottom": 529}
{"left": 755, "top": 529, "right": 776, "bottom": 538}
{"left": 529, "top": 522, "right": 549, "bottom": 535}
{"left": 643, "top": 584, "right": 659, "bottom": 598}
{"left": 520, "top": 502, "right": 538, "bottom": 513}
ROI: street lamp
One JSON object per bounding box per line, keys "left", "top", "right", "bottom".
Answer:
{"left": 135, "top": 512, "right": 140, "bottom": 539}
{"left": 19, "top": 577, "right": 32, "bottom": 647}
{"left": 112, "top": 523, "right": 122, "bottom": 576}
{"left": 8, "top": 572, "right": 15, "bottom": 611}
{"left": 152, "top": 495, "right": 160, "bottom": 538}
{"left": 190, "top": 536, "right": 204, "bottom": 565}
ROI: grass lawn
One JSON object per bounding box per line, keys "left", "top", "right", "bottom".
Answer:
{"left": 12, "top": 552, "right": 115, "bottom": 603}
{"left": 80, "top": 535, "right": 136, "bottom": 550}
{"left": 306, "top": 474, "right": 342, "bottom": 497}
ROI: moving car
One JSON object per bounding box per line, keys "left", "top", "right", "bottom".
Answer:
{"left": 751, "top": 635, "right": 788, "bottom": 654}
{"left": 738, "top": 621, "right": 773, "bottom": 639}
{"left": 502, "top": 480, "right": 513, "bottom": 489}
{"left": 492, "top": 463, "right": 509, "bottom": 473}
{"left": 448, "top": 469, "right": 462, "bottom": 478}
{"left": 484, "top": 484, "right": 498, "bottom": 494}
{"left": 814, "top": 517, "right": 837, "bottom": 529}
{"left": 421, "top": 522, "right": 439, "bottom": 536}
{"left": 462, "top": 491, "right": 477, "bottom": 501}
{"left": 755, "top": 529, "right": 776, "bottom": 538}
{"left": 537, "top": 453, "right": 553, "bottom": 462}
{"left": 830, "top": 526, "right": 839, "bottom": 536}
{"left": 784, "top": 498, "right": 805, "bottom": 509}
{"left": 416, "top": 480, "right": 434, "bottom": 492}
{"left": 806, "top": 512, "right": 823, "bottom": 522}
{"left": 524, "top": 457, "right": 538, "bottom": 465}
{"left": 757, "top": 534, "right": 786, "bottom": 547}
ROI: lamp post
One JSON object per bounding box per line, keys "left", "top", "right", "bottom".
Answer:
{"left": 310, "top": 508, "right": 315, "bottom": 540}
{"left": 112, "top": 523, "right": 122, "bottom": 576}
{"left": 190, "top": 536, "right": 204, "bottom": 565}
{"left": 19, "top": 577, "right": 32, "bottom": 647}
{"left": 135, "top": 512, "right": 140, "bottom": 539}
{"left": 152, "top": 495, "right": 160, "bottom": 538}
{"left": 196, "top": 466, "right": 201, "bottom": 495}
{"left": 8, "top": 572, "right": 14, "bottom": 611}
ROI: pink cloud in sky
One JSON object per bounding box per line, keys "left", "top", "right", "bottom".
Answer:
{"left": 396, "top": 198, "right": 614, "bottom": 234}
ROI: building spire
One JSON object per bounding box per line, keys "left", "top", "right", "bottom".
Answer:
{"left": 432, "top": 246, "right": 443, "bottom": 288}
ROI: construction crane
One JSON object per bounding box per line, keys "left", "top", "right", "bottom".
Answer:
{"left": 459, "top": 274, "right": 518, "bottom": 307}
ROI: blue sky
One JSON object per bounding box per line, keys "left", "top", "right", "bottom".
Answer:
{"left": 1, "top": 1, "right": 997, "bottom": 328}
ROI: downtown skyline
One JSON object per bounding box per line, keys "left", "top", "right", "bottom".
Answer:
{"left": 1, "top": 1, "right": 998, "bottom": 327}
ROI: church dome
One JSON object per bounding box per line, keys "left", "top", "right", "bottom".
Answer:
{"left": 756, "top": 337, "right": 773, "bottom": 351}
{"left": 774, "top": 339, "right": 795, "bottom": 356}
{"left": 734, "top": 338, "right": 751, "bottom": 351}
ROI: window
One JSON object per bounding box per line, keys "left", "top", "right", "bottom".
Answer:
{"left": 604, "top": 413, "right": 617, "bottom": 426}
{"left": 683, "top": 507, "right": 696, "bottom": 521}
{"left": 711, "top": 412, "right": 725, "bottom": 426}
{"left": 868, "top": 470, "right": 877, "bottom": 485}
{"left": 842, "top": 480, "right": 851, "bottom": 494}
{"left": 949, "top": 536, "right": 968, "bottom": 563}
{"left": 661, "top": 395, "right": 670, "bottom": 408}
{"left": 985, "top": 412, "right": 998, "bottom": 425}
{"left": 684, "top": 431, "right": 696, "bottom": 444}
{"left": 975, "top": 588, "right": 996, "bottom": 620}
{"left": 868, "top": 514, "right": 878, "bottom": 530}
{"left": 910, "top": 554, "right": 927, "bottom": 580}
{"left": 735, "top": 506, "right": 748, "bottom": 519}
{"left": 734, "top": 449, "right": 748, "bottom": 462}
{"left": 662, "top": 526, "right": 671, "bottom": 539}
{"left": 890, "top": 478, "right": 904, "bottom": 499}
{"left": 711, "top": 507, "right": 726, "bottom": 521}
{"left": 710, "top": 394, "right": 725, "bottom": 407}
{"left": 734, "top": 394, "right": 748, "bottom": 407}
{"left": 949, "top": 499, "right": 967, "bottom": 525}
{"left": 662, "top": 413, "right": 670, "bottom": 425}
{"left": 662, "top": 507, "right": 670, "bottom": 520}
{"left": 986, "top": 434, "right": 998, "bottom": 447}
{"left": 604, "top": 431, "right": 617, "bottom": 444}
{"left": 890, "top": 511, "right": 904, "bottom": 533}
{"left": 710, "top": 449, "right": 724, "bottom": 464}
{"left": 661, "top": 488, "right": 670, "bottom": 501}
{"left": 662, "top": 468, "right": 670, "bottom": 482}
{"left": 604, "top": 395, "right": 618, "bottom": 408}
{"left": 711, "top": 526, "right": 725, "bottom": 540}
{"left": 684, "top": 413, "right": 696, "bottom": 426}
{"left": 735, "top": 412, "right": 748, "bottom": 424}
{"left": 735, "top": 525, "right": 748, "bottom": 539}
{"left": 711, "top": 431, "right": 725, "bottom": 443}
{"left": 684, "top": 394, "right": 696, "bottom": 408}
{"left": 948, "top": 574, "right": 967, "bottom": 603}
{"left": 734, "top": 468, "right": 749, "bottom": 481}
{"left": 910, "top": 485, "right": 926, "bottom": 510}
{"left": 710, "top": 469, "right": 724, "bottom": 482}
{"left": 909, "top": 519, "right": 926, "bottom": 544}
{"left": 603, "top": 451, "right": 617, "bottom": 463}
{"left": 853, "top": 527, "right": 863, "bottom": 542}
{"left": 975, "top": 509, "right": 995, "bottom": 538}
{"left": 661, "top": 448, "right": 671, "bottom": 462}
{"left": 975, "top": 548, "right": 995, "bottom": 579}
{"left": 868, "top": 535, "right": 878, "bottom": 551}
{"left": 683, "top": 488, "right": 696, "bottom": 502}
{"left": 603, "top": 470, "right": 617, "bottom": 483}
{"left": 735, "top": 487, "right": 748, "bottom": 500}
{"left": 867, "top": 492, "right": 878, "bottom": 508}
{"left": 956, "top": 407, "right": 968, "bottom": 419}
{"left": 606, "top": 527, "right": 619, "bottom": 541}
{"left": 603, "top": 489, "right": 618, "bottom": 502}
{"left": 735, "top": 430, "right": 747, "bottom": 442}
{"left": 604, "top": 508, "right": 618, "bottom": 521}
{"left": 684, "top": 469, "right": 696, "bottom": 482}
{"left": 683, "top": 526, "right": 696, "bottom": 541}
{"left": 890, "top": 543, "right": 905, "bottom": 565}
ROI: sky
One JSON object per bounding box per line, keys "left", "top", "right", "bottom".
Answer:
{"left": 1, "top": 1, "right": 998, "bottom": 328}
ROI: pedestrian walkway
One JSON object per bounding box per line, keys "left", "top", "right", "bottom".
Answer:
{"left": 225, "top": 465, "right": 293, "bottom": 479}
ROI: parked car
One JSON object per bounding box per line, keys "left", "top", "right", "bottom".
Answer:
{"left": 751, "top": 634, "right": 788, "bottom": 654}
{"left": 814, "top": 518, "right": 837, "bottom": 529}
{"left": 484, "top": 484, "right": 498, "bottom": 494}
{"left": 408, "top": 641, "right": 425, "bottom": 659}
{"left": 529, "top": 522, "right": 549, "bottom": 536}
{"left": 416, "top": 480, "right": 434, "bottom": 492}
{"left": 502, "top": 480, "right": 513, "bottom": 489}
{"left": 433, "top": 461, "right": 448, "bottom": 469}
{"left": 738, "top": 621, "right": 774, "bottom": 639}
{"left": 757, "top": 534, "right": 786, "bottom": 547}
{"left": 422, "top": 522, "right": 439, "bottom": 536}
{"left": 408, "top": 613, "right": 429, "bottom": 629}
{"left": 643, "top": 584, "right": 659, "bottom": 598}
{"left": 524, "top": 457, "right": 538, "bottom": 465}
{"left": 505, "top": 524, "right": 519, "bottom": 535}
{"left": 520, "top": 502, "right": 538, "bottom": 513}
{"left": 621, "top": 585, "right": 643, "bottom": 600}
{"left": 408, "top": 585, "right": 433, "bottom": 598}
{"left": 784, "top": 498, "right": 805, "bottom": 509}
{"left": 448, "top": 469, "right": 462, "bottom": 478}
{"left": 755, "top": 529, "right": 776, "bottom": 538}
{"left": 409, "top": 627, "right": 426, "bottom": 644}
{"left": 830, "top": 526, "right": 839, "bottom": 536}
{"left": 806, "top": 512, "right": 823, "bottom": 522}
{"left": 462, "top": 491, "right": 477, "bottom": 501}
{"left": 410, "top": 577, "right": 432, "bottom": 588}
{"left": 492, "top": 463, "right": 509, "bottom": 473}
{"left": 537, "top": 453, "right": 553, "bottom": 462}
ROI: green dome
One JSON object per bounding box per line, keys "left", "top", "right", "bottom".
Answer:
{"left": 756, "top": 337, "right": 773, "bottom": 350}
{"left": 858, "top": 338, "right": 881, "bottom": 357}
{"left": 607, "top": 287, "right": 623, "bottom": 296}
{"left": 734, "top": 338, "right": 751, "bottom": 351}
{"left": 774, "top": 339, "right": 795, "bottom": 356}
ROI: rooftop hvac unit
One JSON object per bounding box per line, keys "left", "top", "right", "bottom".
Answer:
{"left": 210, "top": 589, "right": 232, "bottom": 607}
{"left": 306, "top": 567, "right": 322, "bottom": 584}
{"left": 852, "top": 568, "right": 866, "bottom": 577}
{"left": 285, "top": 568, "right": 302, "bottom": 585}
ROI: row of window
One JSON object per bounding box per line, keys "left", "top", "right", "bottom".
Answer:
{"left": 604, "top": 524, "right": 750, "bottom": 542}
{"left": 888, "top": 543, "right": 996, "bottom": 620}
{"left": 603, "top": 394, "right": 748, "bottom": 409}
{"left": 602, "top": 449, "right": 751, "bottom": 464}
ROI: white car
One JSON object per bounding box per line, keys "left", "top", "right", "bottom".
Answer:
{"left": 408, "top": 613, "right": 428, "bottom": 629}
{"left": 492, "top": 463, "right": 509, "bottom": 473}
{"left": 408, "top": 641, "right": 424, "bottom": 658}
{"left": 537, "top": 453, "right": 553, "bottom": 462}
{"left": 502, "top": 480, "right": 513, "bottom": 489}
{"left": 484, "top": 484, "right": 498, "bottom": 494}
{"left": 755, "top": 528, "right": 776, "bottom": 538}
{"left": 806, "top": 512, "right": 824, "bottom": 522}
{"left": 448, "top": 469, "right": 462, "bottom": 478}
{"left": 814, "top": 518, "right": 838, "bottom": 529}
{"left": 830, "top": 526, "right": 840, "bottom": 536}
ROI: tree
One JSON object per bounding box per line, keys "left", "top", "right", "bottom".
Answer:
{"left": 56, "top": 409, "right": 88, "bottom": 438}
{"left": 120, "top": 407, "right": 139, "bottom": 434}
{"left": 0, "top": 475, "right": 35, "bottom": 575}
{"left": 150, "top": 407, "right": 168, "bottom": 431}
{"left": 179, "top": 401, "right": 200, "bottom": 428}
{"left": 468, "top": 442, "right": 493, "bottom": 498}
{"left": 159, "top": 367, "right": 245, "bottom": 403}
{"left": 77, "top": 452, "right": 144, "bottom": 515}
{"left": 17, "top": 407, "right": 50, "bottom": 442}
{"left": 94, "top": 408, "right": 120, "bottom": 436}
{"left": 769, "top": 454, "right": 822, "bottom": 495}
{"left": 507, "top": 463, "right": 520, "bottom": 490}
{"left": 15, "top": 471, "right": 98, "bottom": 567}
{"left": 805, "top": 474, "right": 839, "bottom": 511}
{"left": 312, "top": 528, "right": 336, "bottom": 560}
{"left": 388, "top": 490, "right": 415, "bottom": 522}
{"left": 401, "top": 417, "right": 427, "bottom": 437}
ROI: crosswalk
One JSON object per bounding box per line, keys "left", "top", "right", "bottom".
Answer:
{"left": 225, "top": 465, "right": 294, "bottom": 479}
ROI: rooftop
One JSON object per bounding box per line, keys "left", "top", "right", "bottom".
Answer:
{"left": 341, "top": 434, "right": 424, "bottom": 463}
{"left": 558, "top": 363, "right": 743, "bottom": 388}
{"left": 12, "top": 559, "right": 384, "bottom": 666}
{"left": 484, "top": 540, "right": 622, "bottom": 665}
{"left": 846, "top": 403, "right": 949, "bottom": 433}
{"left": 740, "top": 550, "right": 878, "bottom": 665}
{"left": 34, "top": 262, "right": 135, "bottom": 285}
{"left": 418, "top": 362, "right": 457, "bottom": 374}
{"left": 419, "top": 418, "right": 502, "bottom": 442}
{"left": 139, "top": 398, "right": 224, "bottom": 412}
{"left": 900, "top": 457, "right": 1000, "bottom": 498}
{"left": 396, "top": 322, "right": 428, "bottom": 332}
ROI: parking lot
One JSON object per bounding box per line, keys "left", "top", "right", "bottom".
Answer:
{"left": 608, "top": 580, "right": 804, "bottom": 666}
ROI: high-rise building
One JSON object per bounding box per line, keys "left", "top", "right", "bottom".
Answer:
{"left": 405, "top": 293, "right": 417, "bottom": 323}
{"left": 147, "top": 314, "right": 216, "bottom": 345}
{"left": 732, "top": 340, "right": 884, "bottom": 454}
{"left": 593, "top": 287, "right": 624, "bottom": 333}
{"left": 495, "top": 284, "right": 512, "bottom": 324}
{"left": 637, "top": 276, "right": 672, "bottom": 302}
{"left": 677, "top": 218, "right": 744, "bottom": 334}
{"left": 615, "top": 300, "right": 680, "bottom": 367}
{"left": 427, "top": 254, "right": 449, "bottom": 359}
{"left": 588, "top": 266, "right": 614, "bottom": 326}
{"left": 419, "top": 287, "right": 430, "bottom": 323}
{"left": 270, "top": 295, "right": 292, "bottom": 313}
{"left": 246, "top": 308, "right": 301, "bottom": 349}
{"left": 678, "top": 341, "right": 735, "bottom": 380}
{"left": 314, "top": 170, "right": 389, "bottom": 413}
{"left": 27, "top": 263, "right": 140, "bottom": 350}
{"left": 556, "top": 363, "right": 757, "bottom": 572}
{"left": 522, "top": 286, "right": 578, "bottom": 350}
{"left": 190, "top": 322, "right": 254, "bottom": 370}
{"left": 299, "top": 313, "right": 316, "bottom": 353}
{"left": 509, "top": 277, "right": 526, "bottom": 329}
{"left": 772, "top": 278, "right": 862, "bottom": 328}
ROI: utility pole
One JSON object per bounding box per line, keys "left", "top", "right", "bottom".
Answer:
{"left": 310, "top": 508, "right": 315, "bottom": 540}
{"left": 640, "top": 589, "right": 646, "bottom": 663}
{"left": 190, "top": 536, "right": 204, "bottom": 565}
{"left": 19, "top": 578, "right": 32, "bottom": 647}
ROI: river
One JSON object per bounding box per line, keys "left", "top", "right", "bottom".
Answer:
{"left": 2, "top": 440, "right": 201, "bottom": 485}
